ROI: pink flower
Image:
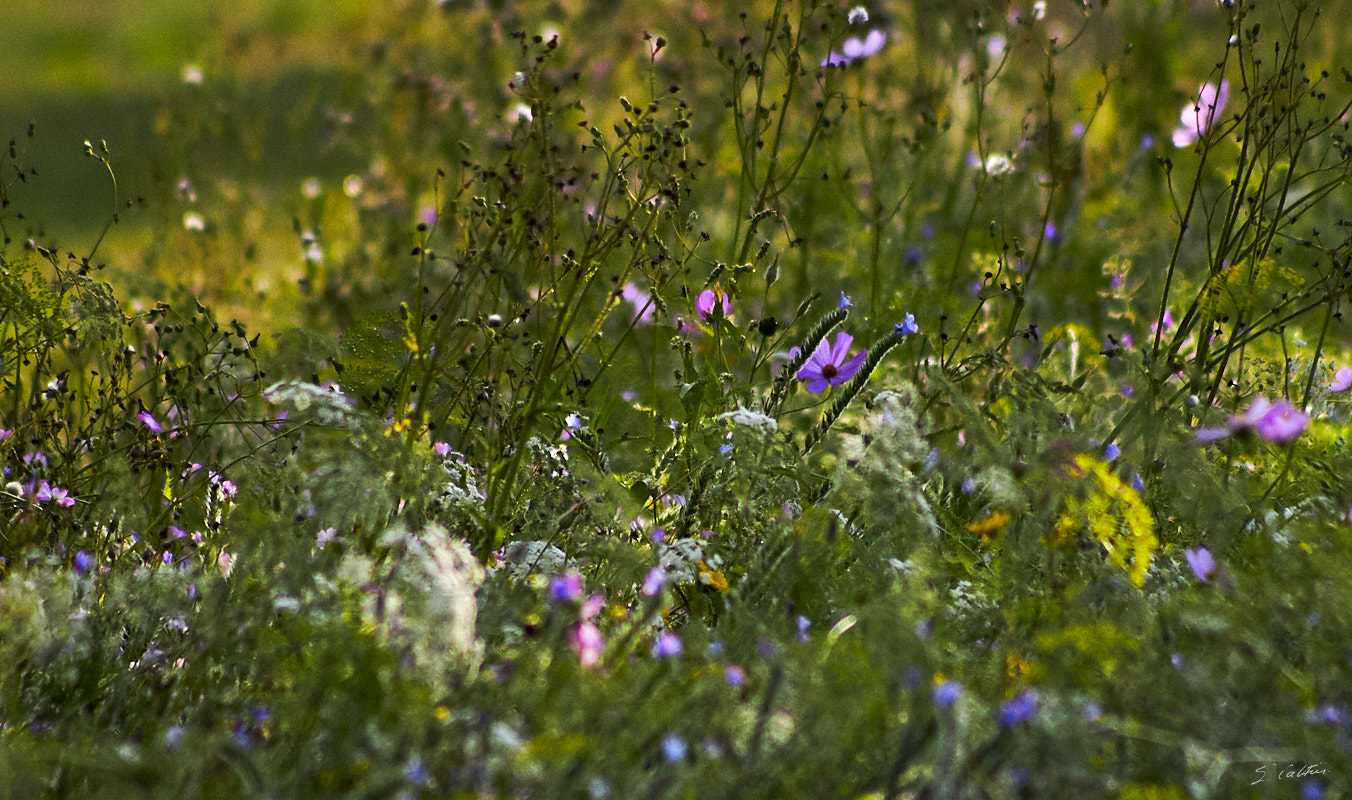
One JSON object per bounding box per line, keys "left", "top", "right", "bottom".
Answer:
{"left": 570, "top": 621, "right": 604, "bottom": 668}
{"left": 622, "top": 283, "right": 656, "bottom": 325}
{"left": 696, "top": 287, "right": 731, "bottom": 321}
{"left": 1172, "top": 81, "right": 1229, "bottom": 148}
{"left": 138, "top": 411, "right": 163, "bottom": 434}
{"left": 796, "top": 332, "right": 868, "bottom": 393}
{"left": 823, "top": 30, "right": 887, "bottom": 67}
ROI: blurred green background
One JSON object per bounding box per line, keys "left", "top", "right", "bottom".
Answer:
{"left": 1, "top": 0, "right": 368, "bottom": 244}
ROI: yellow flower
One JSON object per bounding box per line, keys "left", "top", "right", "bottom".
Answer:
{"left": 697, "top": 560, "right": 730, "bottom": 592}
{"left": 968, "top": 511, "right": 1012, "bottom": 544}
{"left": 1054, "top": 454, "right": 1158, "bottom": 587}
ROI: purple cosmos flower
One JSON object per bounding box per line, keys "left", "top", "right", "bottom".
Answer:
{"left": 696, "top": 288, "right": 731, "bottom": 320}
{"left": 1185, "top": 546, "right": 1217, "bottom": 583}
{"left": 1330, "top": 367, "right": 1352, "bottom": 393}
{"left": 998, "top": 690, "right": 1039, "bottom": 727}
{"left": 651, "top": 631, "right": 683, "bottom": 658}
{"left": 1242, "top": 397, "right": 1309, "bottom": 444}
{"left": 797, "top": 332, "right": 868, "bottom": 393}
{"left": 138, "top": 412, "right": 163, "bottom": 434}
{"left": 932, "top": 680, "right": 963, "bottom": 708}
{"left": 73, "top": 550, "right": 93, "bottom": 575}
{"left": 1173, "top": 81, "right": 1229, "bottom": 148}
{"left": 1196, "top": 396, "right": 1309, "bottom": 445}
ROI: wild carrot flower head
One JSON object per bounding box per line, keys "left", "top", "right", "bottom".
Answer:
{"left": 796, "top": 332, "right": 868, "bottom": 394}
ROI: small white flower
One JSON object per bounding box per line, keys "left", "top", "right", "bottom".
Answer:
{"left": 507, "top": 103, "right": 533, "bottom": 123}
{"left": 983, "top": 153, "right": 1015, "bottom": 175}
{"left": 182, "top": 212, "right": 206, "bottom": 232}
{"left": 847, "top": 6, "right": 869, "bottom": 24}
{"left": 717, "top": 407, "right": 779, "bottom": 431}
{"left": 181, "top": 64, "right": 203, "bottom": 85}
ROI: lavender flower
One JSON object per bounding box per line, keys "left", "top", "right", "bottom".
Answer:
{"left": 549, "top": 571, "right": 584, "bottom": 604}
{"left": 932, "top": 680, "right": 963, "bottom": 708}
{"left": 998, "top": 690, "right": 1039, "bottom": 727}
{"left": 651, "top": 631, "right": 683, "bottom": 659}
{"left": 893, "top": 314, "right": 919, "bottom": 336}
{"left": 1185, "top": 546, "right": 1217, "bottom": 583}
{"left": 796, "top": 332, "right": 868, "bottom": 393}
{"left": 661, "top": 733, "right": 687, "bottom": 763}
{"left": 1331, "top": 367, "right": 1352, "bottom": 393}
{"left": 642, "top": 565, "right": 668, "bottom": 596}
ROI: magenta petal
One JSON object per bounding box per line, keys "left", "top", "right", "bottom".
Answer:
{"left": 830, "top": 332, "right": 854, "bottom": 365}
{"left": 796, "top": 365, "right": 825, "bottom": 382}
{"left": 836, "top": 350, "right": 869, "bottom": 383}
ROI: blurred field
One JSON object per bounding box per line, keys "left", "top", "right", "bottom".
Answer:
{"left": 1, "top": 0, "right": 364, "bottom": 243}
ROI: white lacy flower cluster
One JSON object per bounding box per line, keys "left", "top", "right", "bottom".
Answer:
{"left": 339, "top": 523, "right": 485, "bottom": 681}
{"left": 717, "top": 407, "right": 778, "bottom": 432}
{"left": 840, "top": 386, "right": 940, "bottom": 539}
{"left": 657, "top": 537, "right": 723, "bottom": 585}
{"left": 262, "top": 380, "right": 360, "bottom": 428}
{"left": 432, "top": 448, "right": 485, "bottom": 509}
{"left": 497, "top": 540, "right": 570, "bottom": 579}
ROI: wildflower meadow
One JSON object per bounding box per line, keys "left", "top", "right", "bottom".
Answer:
{"left": 4, "top": 0, "right": 1352, "bottom": 796}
